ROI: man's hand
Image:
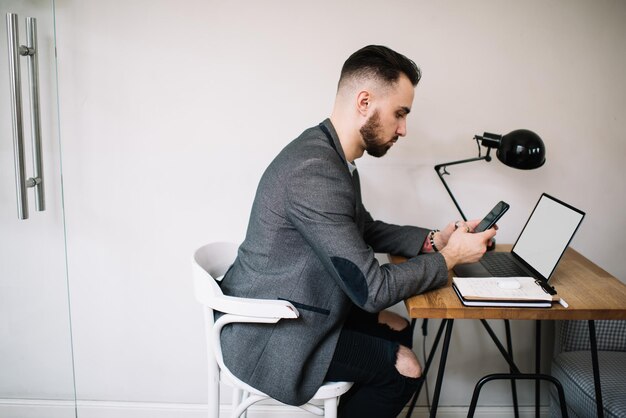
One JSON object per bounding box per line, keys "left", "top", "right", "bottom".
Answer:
{"left": 433, "top": 221, "right": 457, "bottom": 250}
{"left": 434, "top": 218, "right": 495, "bottom": 249}
{"left": 439, "top": 221, "right": 496, "bottom": 270}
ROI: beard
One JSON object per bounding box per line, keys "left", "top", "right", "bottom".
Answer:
{"left": 360, "top": 111, "right": 397, "bottom": 158}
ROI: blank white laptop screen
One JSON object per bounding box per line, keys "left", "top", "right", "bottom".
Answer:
{"left": 512, "top": 194, "right": 585, "bottom": 279}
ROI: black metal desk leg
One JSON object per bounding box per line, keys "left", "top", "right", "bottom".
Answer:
{"left": 429, "top": 319, "right": 454, "bottom": 418}
{"left": 405, "top": 319, "right": 447, "bottom": 418}
{"left": 535, "top": 320, "right": 541, "bottom": 418}
{"left": 589, "top": 320, "right": 604, "bottom": 418}
{"left": 504, "top": 319, "right": 520, "bottom": 418}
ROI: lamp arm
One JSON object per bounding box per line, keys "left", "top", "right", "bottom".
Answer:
{"left": 434, "top": 155, "right": 491, "bottom": 222}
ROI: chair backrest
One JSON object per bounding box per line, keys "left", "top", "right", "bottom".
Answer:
{"left": 194, "top": 241, "right": 298, "bottom": 319}
{"left": 193, "top": 241, "right": 302, "bottom": 406}
{"left": 559, "top": 320, "right": 626, "bottom": 352}
{"left": 194, "top": 242, "right": 239, "bottom": 281}
{"left": 193, "top": 242, "right": 239, "bottom": 316}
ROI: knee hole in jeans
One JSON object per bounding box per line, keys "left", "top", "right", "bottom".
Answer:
{"left": 394, "top": 344, "right": 422, "bottom": 379}
{"left": 378, "top": 310, "right": 410, "bottom": 332}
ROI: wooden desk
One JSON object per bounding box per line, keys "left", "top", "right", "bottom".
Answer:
{"left": 395, "top": 246, "right": 626, "bottom": 418}
{"left": 399, "top": 245, "right": 626, "bottom": 321}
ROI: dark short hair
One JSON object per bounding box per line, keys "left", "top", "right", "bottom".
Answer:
{"left": 339, "top": 45, "right": 421, "bottom": 88}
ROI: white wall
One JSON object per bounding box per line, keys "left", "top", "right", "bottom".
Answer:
{"left": 52, "top": 0, "right": 625, "bottom": 413}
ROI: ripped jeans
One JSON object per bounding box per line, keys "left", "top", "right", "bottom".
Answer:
{"left": 324, "top": 307, "right": 421, "bottom": 418}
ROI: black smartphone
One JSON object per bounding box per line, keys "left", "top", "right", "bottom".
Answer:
{"left": 474, "top": 201, "right": 510, "bottom": 232}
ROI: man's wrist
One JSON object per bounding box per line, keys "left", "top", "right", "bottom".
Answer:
{"left": 439, "top": 247, "right": 458, "bottom": 270}
{"left": 428, "top": 230, "right": 440, "bottom": 252}
{"left": 422, "top": 230, "right": 446, "bottom": 254}
{"left": 422, "top": 235, "right": 433, "bottom": 253}
{"left": 433, "top": 231, "right": 445, "bottom": 251}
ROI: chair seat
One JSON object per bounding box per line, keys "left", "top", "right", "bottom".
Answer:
{"left": 550, "top": 351, "right": 626, "bottom": 418}
{"left": 221, "top": 372, "right": 352, "bottom": 403}
{"left": 312, "top": 381, "right": 353, "bottom": 400}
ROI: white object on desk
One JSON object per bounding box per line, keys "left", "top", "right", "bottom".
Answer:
{"left": 497, "top": 279, "right": 521, "bottom": 289}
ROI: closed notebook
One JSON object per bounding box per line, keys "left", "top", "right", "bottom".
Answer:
{"left": 452, "top": 276, "right": 555, "bottom": 307}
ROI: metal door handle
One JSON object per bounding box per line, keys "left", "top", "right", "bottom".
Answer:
{"left": 26, "top": 17, "right": 45, "bottom": 213}
{"left": 6, "top": 13, "right": 45, "bottom": 220}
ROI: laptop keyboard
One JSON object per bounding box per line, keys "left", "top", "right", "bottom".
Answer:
{"left": 481, "top": 252, "right": 529, "bottom": 277}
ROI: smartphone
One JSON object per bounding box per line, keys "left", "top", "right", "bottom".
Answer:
{"left": 474, "top": 201, "right": 510, "bottom": 232}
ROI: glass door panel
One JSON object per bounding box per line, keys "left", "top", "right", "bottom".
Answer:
{"left": 1, "top": 0, "right": 76, "bottom": 416}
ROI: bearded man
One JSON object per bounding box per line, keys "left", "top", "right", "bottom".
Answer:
{"left": 219, "top": 45, "right": 495, "bottom": 418}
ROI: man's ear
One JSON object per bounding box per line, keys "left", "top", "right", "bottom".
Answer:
{"left": 356, "top": 90, "right": 370, "bottom": 116}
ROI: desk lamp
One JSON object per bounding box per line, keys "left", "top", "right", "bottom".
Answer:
{"left": 435, "top": 129, "right": 546, "bottom": 222}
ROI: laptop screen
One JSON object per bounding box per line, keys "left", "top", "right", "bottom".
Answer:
{"left": 512, "top": 194, "right": 585, "bottom": 281}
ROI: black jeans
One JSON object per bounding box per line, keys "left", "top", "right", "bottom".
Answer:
{"left": 324, "top": 308, "right": 421, "bottom": 418}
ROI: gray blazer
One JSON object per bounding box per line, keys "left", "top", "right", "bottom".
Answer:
{"left": 219, "top": 119, "right": 448, "bottom": 405}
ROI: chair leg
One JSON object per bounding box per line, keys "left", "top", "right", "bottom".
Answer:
{"left": 324, "top": 397, "right": 338, "bottom": 418}
{"left": 231, "top": 394, "right": 266, "bottom": 418}
{"left": 241, "top": 391, "right": 249, "bottom": 418}
{"left": 231, "top": 388, "right": 243, "bottom": 417}
{"left": 208, "top": 368, "right": 220, "bottom": 418}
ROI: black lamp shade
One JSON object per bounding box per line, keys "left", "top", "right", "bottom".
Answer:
{"left": 497, "top": 129, "right": 546, "bottom": 169}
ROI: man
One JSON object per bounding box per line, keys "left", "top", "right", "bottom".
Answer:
{"left": 219, "top": 45, "right": 496, "bottom": 418}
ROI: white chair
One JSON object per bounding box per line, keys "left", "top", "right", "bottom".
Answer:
{"left": 193, "top": 242, "right": 353, "bottom": 418}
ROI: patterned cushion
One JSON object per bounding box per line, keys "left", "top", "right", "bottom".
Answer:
{"left": 560, "top": 320, "right": 626, "bottom": 352}
{"left": 550, "top": 351, "right": 626, "bottom": 418}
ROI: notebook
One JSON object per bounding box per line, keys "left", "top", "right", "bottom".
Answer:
{"left": 451, "top": 276, "right": 554, "bottom": 307}
{"left": 453, "top": 193, "right": 585, "bottom": 284}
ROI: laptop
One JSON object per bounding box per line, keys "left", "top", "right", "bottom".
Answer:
{"left": 453, "top": 193, "right": 585, "bottom": 283}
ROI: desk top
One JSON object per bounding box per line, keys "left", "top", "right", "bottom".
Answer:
{"left": 397, "top": 246, "right": 626, "bottom": 320}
